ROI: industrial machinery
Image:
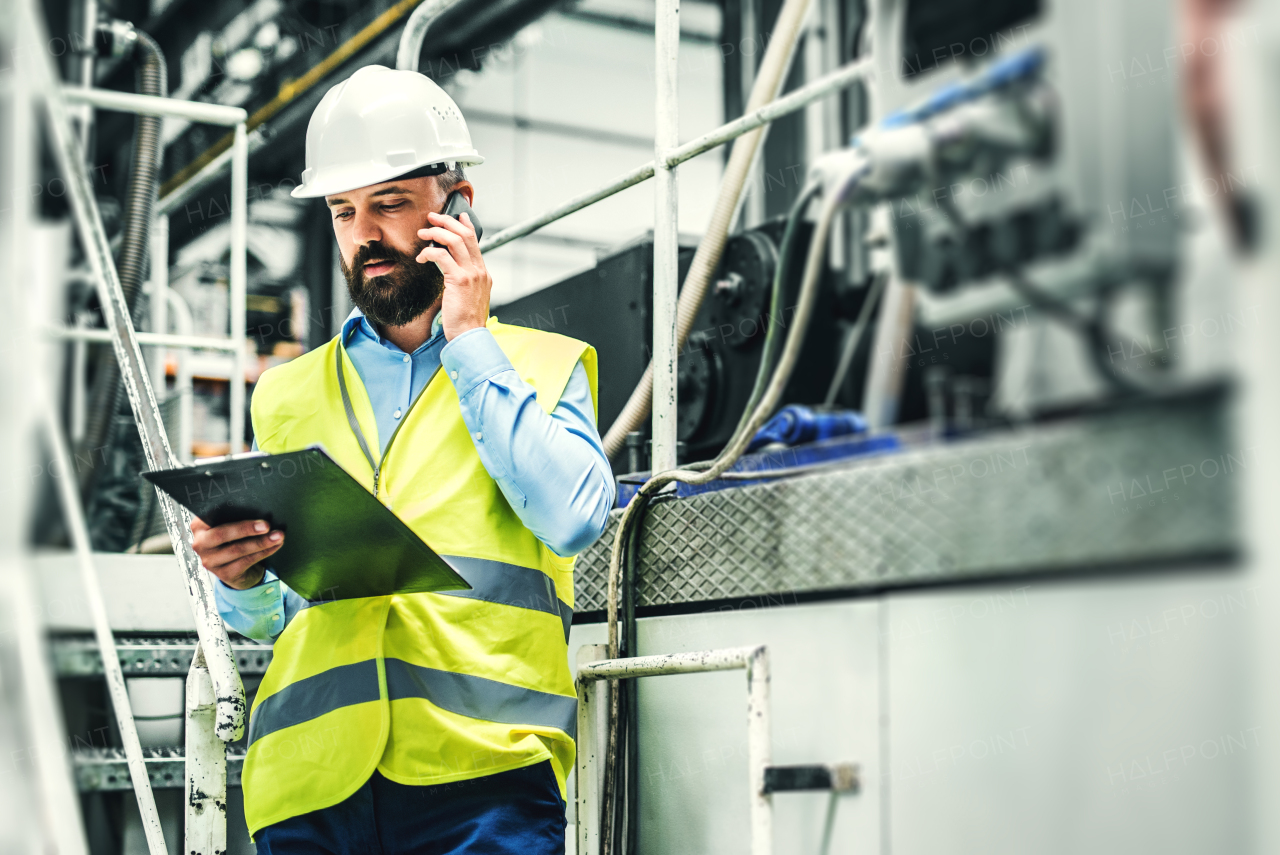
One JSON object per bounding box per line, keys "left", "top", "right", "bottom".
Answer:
{"left": 4, "top": 0, "right": 1275, "bottom": 852}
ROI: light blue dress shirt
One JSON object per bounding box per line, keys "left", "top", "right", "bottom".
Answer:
{"left": 214, "top": 308, "right": 615, "bottom": 641}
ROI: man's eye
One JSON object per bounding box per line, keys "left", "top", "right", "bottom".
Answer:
{"left": 381, "top": 202, "right": 404, "bottom": 212}
{"left": 335, "top": 210, "right": 353, "bottom": 221}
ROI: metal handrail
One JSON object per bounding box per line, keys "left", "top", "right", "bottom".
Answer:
{"left": 477, "top": 57, "right": 873, "bottom": 255}
{"left": 17, "top": 4, "right": 251, "bottom": 853}
{"left": 576, "top": 646, "right": 772, "bottom": 855}
{"left": 26, "top": 42, "right": 250, "bottom": 741}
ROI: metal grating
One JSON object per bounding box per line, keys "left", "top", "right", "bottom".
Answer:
{"left": 575, "top": 391, "right": 1238, "bottom": 612}
{"left": 73, "top": 747, "right": 245, "bottom": 792}
{"left": 52, "top": 636, "right": 273, "bottom": 677}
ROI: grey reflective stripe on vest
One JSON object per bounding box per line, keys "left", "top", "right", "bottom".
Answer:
{"left": 248, "top": 659, "right": 380, "bottom": 747}
{"left": 439, "top": 555, "right": 573, "bottom": 642}
{"left": 384, "top": 658, "right": 577, "bottom": 739}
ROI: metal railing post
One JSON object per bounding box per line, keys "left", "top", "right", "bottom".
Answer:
{"left": 575, "top": 644, "right": 608, "bottom": 855}
{"left": 149, "top": 214, "right": 169, "bottom": 399}
{"left": 229, "top": 122, "right": 248, "bottom": 453}
{"left": 652, "top": 0, "right": 681, "bottom": 473}
{"left": 577, "top": 646, "right": 773, "bottom": 855}
{"left": 184, "top": 647, "right": 227, "bottom": 855}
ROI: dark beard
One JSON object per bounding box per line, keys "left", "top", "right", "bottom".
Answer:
{"left": 339, "top": 239, "right": 443, "bottom": 328}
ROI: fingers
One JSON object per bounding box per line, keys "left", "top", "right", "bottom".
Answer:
{"left": 415, "top": 244, "right": 462, "bottom": 275}
{"left": 420, "top": 212, "right": 481, "bottom": 263}
{"left": 195, "top": 526, "right": 283, "bottom": 571}
{"left": 426, "top": 209, "right": 475, "bottom": 239}
{"left": 416, "top": 225, "right": 467, "bottom": 261}
{"left": 192, "top": 518, "right": 272, "bottom": 550}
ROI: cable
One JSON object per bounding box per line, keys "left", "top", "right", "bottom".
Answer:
{"left": 739, "top": 181, "right": 822, "bottom": 433}
{"left": 599, "top": 165, "right": 869, "bottom": 855}
{"left": 824, "top": 270, "right": 888, "bottom": 406}
{"left": 1005, "top": 270, "right": 1145, "bottom": 395}
{"left": 600, "top": 0, "right": 816, "bottom": 462}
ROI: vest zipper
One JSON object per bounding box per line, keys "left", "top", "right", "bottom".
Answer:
{"left": 335, "top": 340, "right": 442, "bottom": 502}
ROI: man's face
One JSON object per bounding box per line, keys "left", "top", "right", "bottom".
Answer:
{"left": 327, "top": 177, "right": 458, "bottom": 328}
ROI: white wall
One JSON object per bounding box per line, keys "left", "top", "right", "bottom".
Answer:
{"left": 568, "top": 566, "right": 1255, "bottom": 853}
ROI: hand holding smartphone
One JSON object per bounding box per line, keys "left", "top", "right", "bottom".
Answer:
{"left": 426, "top": 191, "right": 483, "bottom": 246}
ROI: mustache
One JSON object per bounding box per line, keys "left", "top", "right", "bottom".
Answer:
{"left": 350, "top": 240, "right": 418, "bottom": 274}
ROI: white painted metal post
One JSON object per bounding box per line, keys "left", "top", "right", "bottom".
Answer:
{"left": 168, "top": 290, "right": 196, "bottom": 464}
{"left": 229, "top": 122, "right": 248, "bottom": 452}
{"left": 652, "top": 0, "right": 681, "bottom": 473}
{"left": 575, "top": 644, "right": 608, "bottom": 855}
{"left": 185, "top": 647, "right": 227, "bottom": 855}
{"left": 74, "top": 0, "right": 97, "bottom": 150}
{"left": 3, "top": 22, "right": 92, "bottom": 851}
{"left": 746, "top": 645, "right": 772, "bottom": 855}
{"left": 149, "top": 214, "right": 169, "bottom": 399}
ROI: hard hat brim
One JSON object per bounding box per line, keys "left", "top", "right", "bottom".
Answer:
{"left": 291, "top": 154, "right": 485, "bottom": 199}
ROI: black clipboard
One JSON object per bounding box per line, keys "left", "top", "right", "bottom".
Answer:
{"left": 142, "top": 446, "right": 469, "bottom": 602}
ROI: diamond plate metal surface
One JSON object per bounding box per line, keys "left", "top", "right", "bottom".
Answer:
{"left": 576, "top": 392, "right": 1237, "bottom": 612}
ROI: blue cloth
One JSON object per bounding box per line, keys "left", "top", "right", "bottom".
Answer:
{"left": 253, "top": 763, "right": 566, "bottom": 855}
{"left": 216, "top": 308, "right": 615, "bottom": 641}
{"left": 746, "top": 405, "right": 868, "bottom": 452}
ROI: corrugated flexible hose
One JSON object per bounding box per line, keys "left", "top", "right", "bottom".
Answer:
{"left": 77, "top": 28, "right": 167, "bottom": 500}
{"left": 599, "top": 0, "right": 815, "bottom": 461}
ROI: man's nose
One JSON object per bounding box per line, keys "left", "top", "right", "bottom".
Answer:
{"left": 351, "top": 210, "right": 382, "bottom": 248}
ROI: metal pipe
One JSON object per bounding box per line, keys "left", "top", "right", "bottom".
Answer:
{"left": 168, "top": 290, "right": 196, "bottom": 464}
{"left": 156, "top": 129, "right": 266, "bottom": 219}
{"left": 70, "top": 312, "right": 90, "bottom": 441}
{"left": 652, "top": 0, "right": 680, "bottom": 474}
{"left": 47, "top": 326, "right": 240, "bottom": 351}
{"left": 479, "top": 56, "right": 871, "bottom": 254}
{"left": 395, "top": 0, "right": 466, "bottom": 70}
{"left": 579, "top": 646, "right": 763, "bottom": 681}
{"left": 20, "top": 4, "right": 247, "bottom": 743}
{"left": 77, "top": 26, "right": 167, "bottom": 500}
{"left": 667, "top": 59, "right": 872, "bottom": 170}
{"left": 149, "top": 214, "right": 169, "bottom": 396}
{"left": 229, "top": 123, "right": 248, "bottom": 452}
{"left": 75, "top": 0, "right": 97, "bottom": 150}
{"left": 60, "top": 86, "right": 248, "bottom": 125}
{"left": 576, "top": 645, "right": 773, "bottom": 855}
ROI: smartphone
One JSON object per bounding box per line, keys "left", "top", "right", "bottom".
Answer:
{"left": 426, "top": 190, "right": 483, "bottom": 247}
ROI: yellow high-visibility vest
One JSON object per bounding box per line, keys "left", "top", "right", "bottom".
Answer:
{"left": 241, "top": 317, "right": 597, "bottom": 836}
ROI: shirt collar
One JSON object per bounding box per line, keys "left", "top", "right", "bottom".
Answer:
{"left": 341, "top": 306, "right": 445, "bottom": 355}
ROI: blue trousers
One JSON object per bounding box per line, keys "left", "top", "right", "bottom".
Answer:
{"left": 254, "top": 761, "right": 567, "bottom": 855}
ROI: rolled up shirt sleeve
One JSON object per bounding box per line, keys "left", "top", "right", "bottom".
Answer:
{"left": 213, "top": 569, "right": 307, "bottom": 642}
{"left": 440, "top": 327, "right": 615, "bottom": 556}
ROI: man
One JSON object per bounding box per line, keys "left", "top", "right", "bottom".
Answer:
{"left": 190, "top": 65, "right": 615, "bottom": 853}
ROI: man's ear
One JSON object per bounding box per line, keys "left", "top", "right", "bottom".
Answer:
{"left": 453, "top": 181, "right": 475, "bottom": 207}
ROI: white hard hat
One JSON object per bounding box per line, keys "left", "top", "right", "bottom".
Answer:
{"left": 291, "top": 65, "right": 484, "bottom": 199}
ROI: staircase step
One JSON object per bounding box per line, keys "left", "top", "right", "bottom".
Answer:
{"left": 52, "top": 635, "right": 272, "bottom": 677}
{"left": 73, "top": 747, "right": 245, "bottom": 791}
